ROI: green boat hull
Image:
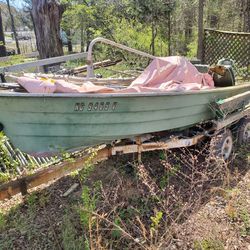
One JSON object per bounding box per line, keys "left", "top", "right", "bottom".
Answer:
{"left": 0, "top": 84, "right": 249, "bottom": 156}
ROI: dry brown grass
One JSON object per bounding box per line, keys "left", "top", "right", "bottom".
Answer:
{"left": 0, "top": 144, "right": 249, "bottom": 250}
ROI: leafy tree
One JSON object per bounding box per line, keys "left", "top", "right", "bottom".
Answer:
{"left": 61, "top": 0, "right": 95, "bottom": 52}
{"left": 129, "top": 0, "right": 175, "bottom": 55}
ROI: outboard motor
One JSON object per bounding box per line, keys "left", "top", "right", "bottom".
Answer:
{"left": 213, "top": 58, "right": 236, "bottom": 87}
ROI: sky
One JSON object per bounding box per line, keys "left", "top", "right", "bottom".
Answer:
{"left": 0, "top": 0, "right": 25, "bottom": 10}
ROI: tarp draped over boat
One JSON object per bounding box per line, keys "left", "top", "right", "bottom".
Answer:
{"left": 17, "top": 77, "right": 114, "bottom": 93}
{"left": 127, "top": 56, "right": 214, "bottom": 92}
{"left": 17, "top": 56, "right": 214, "bottom": 94}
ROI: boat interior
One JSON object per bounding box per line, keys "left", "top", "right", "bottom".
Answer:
{"left": 0, "top": 66, "right": 248, "bottom": 94}
{"left": 0, "top": 37, "right": 249, "bottom": 94}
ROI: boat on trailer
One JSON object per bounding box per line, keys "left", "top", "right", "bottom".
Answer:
{"left": 0, "top": 38, "right": 249, "bottom": 156}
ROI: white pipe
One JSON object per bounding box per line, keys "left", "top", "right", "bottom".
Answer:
{"left": 87, "top": 37, "right": 156, "bottom": 79}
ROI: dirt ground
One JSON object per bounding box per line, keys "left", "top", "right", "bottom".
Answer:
{"left": 0, "top": 145, "right": 249, "bottom": 250}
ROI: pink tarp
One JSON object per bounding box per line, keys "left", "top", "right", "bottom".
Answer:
{"left": 17, "top": 56, "right": 214, "bottom": 94}
{"left": 17, "top": 77, "right": 114, "bottom": 93}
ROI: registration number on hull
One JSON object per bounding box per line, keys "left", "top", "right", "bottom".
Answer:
{"left": 74, "top": 102, "right": 118, "bottom": 112}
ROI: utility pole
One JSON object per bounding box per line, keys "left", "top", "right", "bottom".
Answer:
{"left": 0, "top": 8, "right": 6, "bottom": 57}
{"left": 6, "top": 0, "right": 21, "bottom": 54}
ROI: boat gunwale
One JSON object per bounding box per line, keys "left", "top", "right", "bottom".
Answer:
{"left": 0, "top": 83, "right": 249, "bottom": 98}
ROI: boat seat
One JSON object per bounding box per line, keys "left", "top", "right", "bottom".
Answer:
{"left": 194, "top": 64, "right": 209, "bottom": 73}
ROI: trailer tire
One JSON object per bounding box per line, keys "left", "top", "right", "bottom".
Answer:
{"left": 237, "top": 118, "right": 250, "bottom": 145}
{"left": 210, "top": 129, "right": 234, "bottom": 161}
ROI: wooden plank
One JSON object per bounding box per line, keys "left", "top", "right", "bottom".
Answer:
{"left": 214, "top": 106, "right": 250, "bottom": 130}
{"left": 0, "top": 148, "right": 109, "bottom": 200}
{"left": 0, "top": 52, "right": 87, "bottom": 74}
{"left": 217, "top": 91, "right": 250, "bottom": 113}
{"left": 204, "top": 28, "right": 250, "bottom": 35}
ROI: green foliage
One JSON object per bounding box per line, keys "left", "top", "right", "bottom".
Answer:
{"left": 118, "top": 206, "right": 137, "bottom": 222}
{"left": 0, "top": 172, "right": 11, "bottom": 183}
{"left": 194, "top": 238, "right": 224, "bottom": 250}
{"left": 150, "top": 210, "right": 163, "bottom": 231}
{"left": 79, "top": 182, "right": 101, "bottom": 228}
{"left": 80, "top": 186, "right": 93, "bottom": 228}
{"left": 159, "top": 151, "right": 167, "bottom": 160}
{"left": 0, "top": 211, "right": 6, "bottom": 231}
{"left": 38, "top": 193, "right": 50, "bottom": 207}
{"left": 77, "top": 148, "right": 99, "bottom": 183}
{"left": 239, "top": 209, "right": 250, "bottom": 236}
{"left": 159, "top": 164, "right": 180, "bottom": 189}
{"left": 0, "top": 55, "right": 33, "bottom": 67}
{"left": 62, "top": 215, "right": 84, "bottom": 250}
{"left": 186, "top": 39, "right": 198, "bottom": 59}
{"left": 0, "top": 133, "right": 19, "bottom": 177}
{"left": 111, "top": 217, "right": 122, "bottom": 239}
{"left": 159, "top": 174, "right": 169, "bottom": 189}
{"left": 131, "top": 0, "right": 175, "bottom": 23}
{"left": 27, "top": 193, "right": 38, "bottom": 209}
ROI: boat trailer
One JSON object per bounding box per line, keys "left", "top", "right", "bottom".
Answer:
{"left": 0, "top": 91, "right": 249, "bottom": 201}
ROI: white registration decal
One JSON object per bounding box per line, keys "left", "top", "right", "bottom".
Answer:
{"left": 74, "top": 102, "right": 118, "bottom": 112}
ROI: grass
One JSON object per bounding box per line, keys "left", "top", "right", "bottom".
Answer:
{"left": 61, "top": 215, "right": 85, "bottom": 250}
{"left": 0, "top": 54, "right": 35, "bottom": 67}
{"left": 194, "top": 238, "right": 224, "bottom": 250}
{"left": 0, "top": 210, "right": 6, "bottom": 230}
{"left": 0, "top": 144, "right": 249, "bottom": 249}
{"left": 239, "top": 209, "right": 250, "bottom": 237}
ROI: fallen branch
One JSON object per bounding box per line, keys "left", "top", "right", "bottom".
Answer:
{"left": 72, "top": 59, "right": 122, "bottom": 74}
{"left": 62, "top": 183, "right": 79, "bottom": 197}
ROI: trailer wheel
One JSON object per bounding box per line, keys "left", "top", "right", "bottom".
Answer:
{"left": 210, "top": 129, "right": 234, "bottom": 160}
{"left": 237, "top": 118, "right": 250, "bottom": 145}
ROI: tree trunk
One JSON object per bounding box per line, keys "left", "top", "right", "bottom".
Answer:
{"left": 0, "top": 8, "right": 6, "bottom": 57}
{"left": 151, "top": 21, "right": 156, "bottom": 56}
{"left": 31, "top": 0, "right": 64, "bottom": 59}
{"left": 80, "top": 23, "right": 84, "bottom": 52}
{"left": 85, "top": 28, "right": 91, "bottom": 52}
{"left": 197, "top": 0, "right": 204, "bottom": 61}
{"left": 184, "top": 9, "right": 194, "bottom": 55}
{"left": 168, "top": 12, "right": 171, "bottom": 56}
{"left": 243, "top": 0, "right": 250, "bottom": 32}
{"left": 66, "top": 29, "right": 72, "bottom": 53}
{"left": 6, "top": 0, "right": 20, "bottom": 54}
{"left": 238, "top": 0, "right": 243, "bottom": 31}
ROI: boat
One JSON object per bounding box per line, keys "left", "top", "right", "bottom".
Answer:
{"left": 0, "top": 83, "right": 249, "bottom": 156}
{"left": 0, "top": 38, "right": 249, "bottom": 156}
